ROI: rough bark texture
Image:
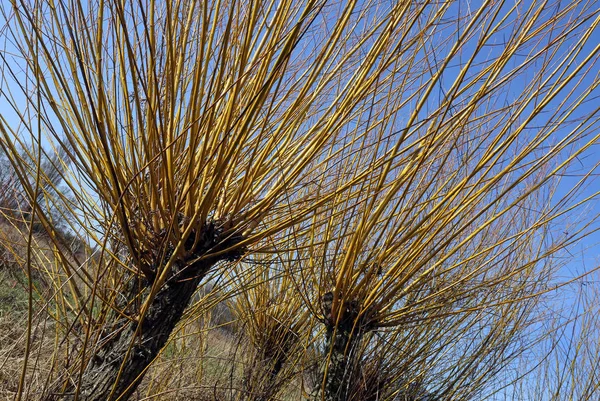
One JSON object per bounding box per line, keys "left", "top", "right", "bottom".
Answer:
{"left": 53, "top": 223, "right": 243, "bottom": 401}
{"left": 312, "top": 294, "right": 431, "bottom": 401}
{"left": 316, "top": 327, "right": 358, "bottom": 401}
{"left": 312, "top": 293, "right": 368, "bottom": 401}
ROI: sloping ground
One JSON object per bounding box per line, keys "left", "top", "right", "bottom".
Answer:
{"left": 0, "top": 220, "right": 306, "bottom": 400}
{"left": 0, "top": 220, "right": 58, "bottom": 400}
{"left": 136, "top": 322, "right": 306, "bottom": 401}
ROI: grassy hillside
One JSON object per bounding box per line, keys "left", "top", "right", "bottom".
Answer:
{"left": 0, "top": 221, "right": 304, "bottom": 400}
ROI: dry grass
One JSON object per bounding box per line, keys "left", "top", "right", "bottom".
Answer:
{"left": 0, "top": 225, "right": 295, "bottom": 401}
{"left": 0, "top": 220, "right": 57, "bottom": 400}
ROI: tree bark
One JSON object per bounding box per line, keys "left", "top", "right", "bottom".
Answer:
{"left": 312, "top": 294, "right": 366, "bottom": 401}
{"left": 312, "top": 326, "right": 363, "bottom": 401}
{"left": 51, "top": 223, "right": 243, "bottom": 401}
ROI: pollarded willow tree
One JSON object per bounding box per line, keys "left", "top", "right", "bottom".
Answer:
{"left": 293, "top": 133, "right": 585, "bottom": 400}
{"left": 0, "top": 0, "right": 599, "bottom": 400}
{"left": 1, "top": 0, "right": 440, "bottom": 399}
{"left": 229, "top": 254, "right": 314, "bottom": 401}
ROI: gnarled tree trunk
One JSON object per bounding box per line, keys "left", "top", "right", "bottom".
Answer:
{"left": 51, "top": 224, "right": 243, "bottom": 401}
{"left": 312, "top": 293, "right": 368, "bottom": 401}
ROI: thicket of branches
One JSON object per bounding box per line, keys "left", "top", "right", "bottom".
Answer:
{"left": 0, "top": 0, "right": 599, "bottom": 400}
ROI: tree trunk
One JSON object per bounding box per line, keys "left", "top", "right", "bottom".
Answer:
{"left": 312, "top": 326, "right": 363, "bottom": 401}
{"left": 241, "top": 320, "right": 299, "bottom": 401}
{"left": 51, "top": 223, "right": 243, "bottom": 401}
{"left": 312, "top": 294, "right": 366, "bottom": 401}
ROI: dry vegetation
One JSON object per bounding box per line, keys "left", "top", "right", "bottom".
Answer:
{"left": 0, "top": 0, "right": 600, "bottom": 400}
